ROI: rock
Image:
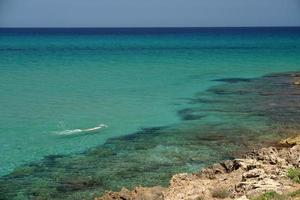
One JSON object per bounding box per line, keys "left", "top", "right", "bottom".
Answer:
{"left": 97, "top": 136, "right": 300, "bottom": 200}
{"left": 280, "top": 135, "right": 300, "bottom": 146}
{"left": 291, "top": 73, "right": 300, "bottom": 77}
{"left": 235, "top": 159, "right": 260, "bottom": 171}
{"left": 170, "top": 173, "right": 195, "bottom": 187}
{"left": 221, "top": 160, "right": 241, "bottom": 173}
{"left": 57, "top": 177, "right": 99, "bottom": 192}
{"left": 98, "top": 188, "right": 132, "bottom": 200}
{"left": 252, "top": 178, "right": 282, "bottom": 191}
{"left": 248, "top": 147, "right": 280, "bottom": 165}
{"left": 133, "top": 186, "right": 165, "bottom": 200}
{"left": 236, "top": 195, "right": 249, "bottom": 200}
{"left": 293, "top": 80, "right": 300, "bottom": 85}
{"left": 288, "top": 145, "right": 300, "bottom": 167}
{"left": 177, "top": 108, "right": 205, "bottom": 121}
{"left": 97, "top": 186, "right": 165, "bottom": 200}
{"left": 242, "top": 169, "right": 264, "bottom": 180}
{"left": 197, "top": 163, "right": 226, "bottom": 179}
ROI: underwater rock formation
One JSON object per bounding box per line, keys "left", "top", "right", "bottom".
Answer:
{"left": 98, "top": 136, "right": 300, "bottom": 200}
{"left": 1, "top": 72, "right": 300, "bottom": 200}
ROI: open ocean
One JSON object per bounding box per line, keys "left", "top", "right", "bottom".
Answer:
{"left": 0, "top": 27, "right": 300, "bottom": 199}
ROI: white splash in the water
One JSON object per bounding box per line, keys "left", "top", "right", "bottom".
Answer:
{"left": 54, "top": 124, "right": 108, "bottom": 136}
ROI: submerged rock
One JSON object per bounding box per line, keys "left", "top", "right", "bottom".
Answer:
{"left": 97, "top": 140, "right": 300, "bottom": 200}
{"left": 213, "top": 78, "right": 252, "bottom": 83}
{"left": 97, "top": 186, "right": 165, "bottom": 200}
{"left": 177, "top": 108, "right": 205, "bottom": 121}
{"left": 57, "top": 177, "right": 102, "bottom": 192}
{"left": 291, "top": 73, "right": 300, "bottom": 78}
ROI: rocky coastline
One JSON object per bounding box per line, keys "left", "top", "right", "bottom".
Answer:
{"left": 96, "top": 74, "right": 300, "bottom": 200}
{"left": 97, "top": 135, "right": 300, "bottom": 200}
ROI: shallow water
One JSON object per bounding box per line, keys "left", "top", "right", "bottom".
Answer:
{"left": 1, "top": 72, "right": 300, "bottom": 200}
{"left": 1, "top": 28, "right": 300, "bottom": 199}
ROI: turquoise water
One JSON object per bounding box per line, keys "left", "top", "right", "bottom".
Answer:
{"left": 0, "top": 28, "right": 300, "bottom": 198}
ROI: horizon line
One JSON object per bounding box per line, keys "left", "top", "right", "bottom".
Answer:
{"left": 1, "top": 26, "right": 300, "bottom": 29}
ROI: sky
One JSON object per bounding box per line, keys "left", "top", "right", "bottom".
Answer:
{"left": 0, "top": 0, "right": 300, "bottom": 27}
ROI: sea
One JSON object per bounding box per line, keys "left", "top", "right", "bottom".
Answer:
{"left": 0, "top": 27, "right": 300, "bottom": 199}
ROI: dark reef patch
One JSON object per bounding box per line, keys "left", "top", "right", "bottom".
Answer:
{"left": 212, "top": 77, "right": 253, "bottom": 83}
{"left": 178, "top": 108, "right": 205, "bottom": 121}
{"left": 1, "top": 72, "right": 300, "bottom": 200}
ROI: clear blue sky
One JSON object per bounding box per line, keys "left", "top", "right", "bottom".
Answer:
{"left": 0, "top": 0, "right": 300, "bottom": 27}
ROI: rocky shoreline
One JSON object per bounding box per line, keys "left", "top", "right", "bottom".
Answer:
{"left": 96, "top": 74, "right": 300, "bottom": 200}
{"left": 97, "top": 135, "right": 300, "bottom": 200}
